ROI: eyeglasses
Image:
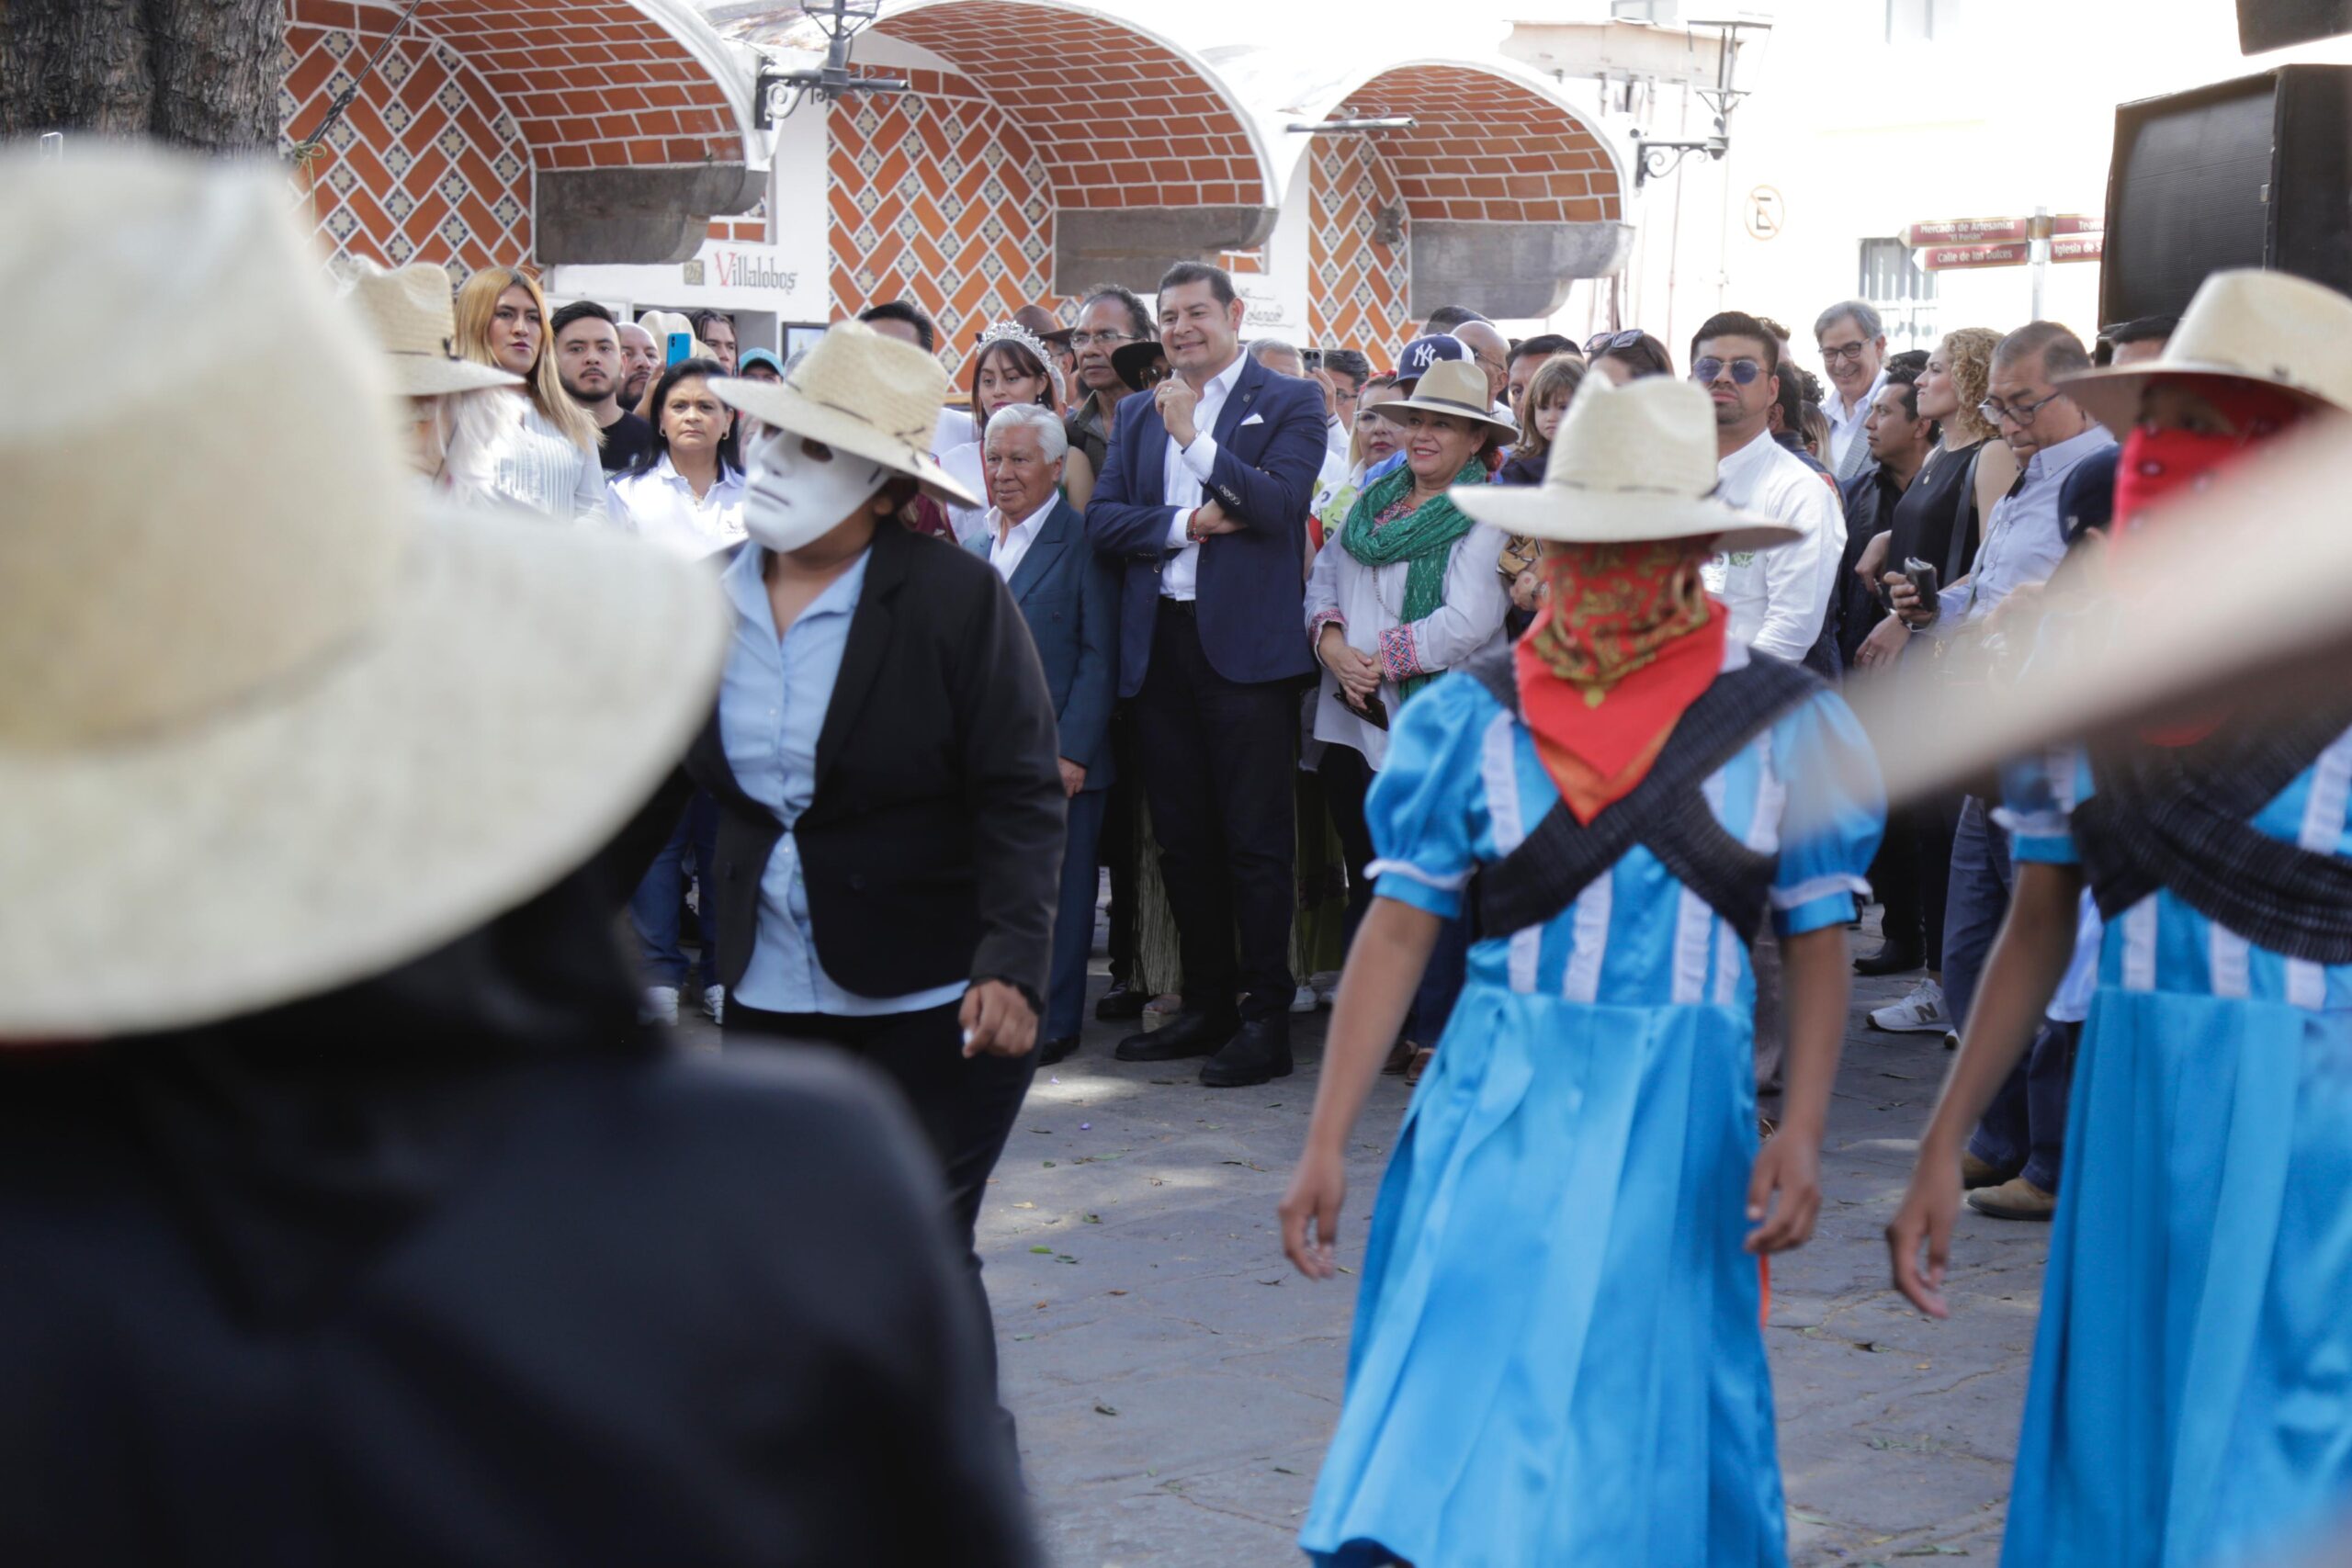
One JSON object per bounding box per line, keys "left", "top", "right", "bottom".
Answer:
{"left": 1586, "top": 328, "right": 1645, "bottom": 355}
{"left": 1979, "top": 389, "right": 2063, "bottom": 426}
{"left": 1819, "top": 341, "right": 1873, "bottom": 365}
{"left": 1691, "top": 356, "right": 1766, "bottom": 386}
{"left": 1068, "top": 330, "right": 1138, "bottom": 350}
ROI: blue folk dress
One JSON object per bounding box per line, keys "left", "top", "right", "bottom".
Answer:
{"left": 1298, "top": 646, "right": 1884, "bottom": 1568}
{"left": 1995, "top": 733, "right": 2352, "bottom": 1568}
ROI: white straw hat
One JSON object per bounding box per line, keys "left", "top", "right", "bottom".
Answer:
{"left": 346, "top": 260, "right": 524, "bottom": 397}
{"left": 1382, "top": 359, "right": 1520, "bottom": 441}
{"left": 2057, "top": 268, "right": 2352, "bottom": 438}
{"left": 1450, "top": 376, "right": 1799, "bottom": 550}
{"left": 0, "top": 148, "right": 726, "bottom": 1038}
{"left": 712, "top": 319, "right": 982, "bottom": 507}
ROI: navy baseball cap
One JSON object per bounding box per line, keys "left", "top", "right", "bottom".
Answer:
{"left": 1393, "top": 333, "right": 1472, "bottom": 386}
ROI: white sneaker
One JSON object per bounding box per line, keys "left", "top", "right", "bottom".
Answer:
{"left": 1291, "top": 984, "right": 1318, "bottom": 1014}
{"left": 703, "top": 985, "right": 726, "bottom": 1025}
{"left": 639, "top": 985, "right": 680, "bottom": 1026}
{"left": 1310, "top": 970, "right": 1341, "bottom": 1008}
{"left": 1870, "top": 977, "right": 1949, "bottom": 1033}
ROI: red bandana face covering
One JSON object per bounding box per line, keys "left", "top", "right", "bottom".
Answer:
{"left": 1514, "top": 539, "right": 1724, "bottom": 822}
{"left": 2111, "top": 377, "right": 2307, "bottom": 745}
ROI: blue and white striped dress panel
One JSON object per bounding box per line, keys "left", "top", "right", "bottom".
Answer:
{"left": 1364, "top": 646, "right": 1885, "bottom": 1011}
{"left": 2003, "top": 728, "right": 2352, "bottom": 1010}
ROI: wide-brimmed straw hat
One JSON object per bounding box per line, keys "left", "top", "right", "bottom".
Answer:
{"left": 711, "top": 319, "right": 980, "bottom": 507}
{"left": 1449, "top": 376, "right": 1799, "bottom": 550}
{"left": 2058, "top": 268, "right": 2352, "bottom": 437}
{"left": 347, "top": 260, "right": 523, "bottom": 396}
{"left": 0, "top": 148, "right": 727, "bottom": 1039}
{"left": 1383, "top": 360, "right": 1519, "bottom": 440}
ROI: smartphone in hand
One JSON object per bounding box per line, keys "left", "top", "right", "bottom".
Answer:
{"left": 1902, "top": 558, "right": 1940, "bottom": 614}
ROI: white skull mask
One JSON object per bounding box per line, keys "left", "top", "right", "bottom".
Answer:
{"left": 741, "top": 425, "right": 891, "bottom": 554}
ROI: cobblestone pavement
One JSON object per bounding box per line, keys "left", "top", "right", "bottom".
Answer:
{"left": 980, "top": 951, "right": 2046, "bottom": 1568}
{"left": 674, "top": 925, "right": 2049, "bottom": 1567}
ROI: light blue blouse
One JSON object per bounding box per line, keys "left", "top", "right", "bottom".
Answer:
{"left": 1363, "top": 646, "right": 1885, "bottom": 1008}
{"left": 718, "top": 543, "right": 967, "bottom": 1017}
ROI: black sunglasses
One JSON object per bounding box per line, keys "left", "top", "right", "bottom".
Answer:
{"left": 1585, "top": 328, "right": 1647, "bottom": 355}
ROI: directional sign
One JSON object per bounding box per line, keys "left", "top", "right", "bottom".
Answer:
{"left": 1903, "top": 213, "right": 2102, "bottom": 248}
{"left": 1905, "top": 217, "right": 2027, "bottom": 247}
{"left": 1919, "top": 241, "right": 2032, "bottom": 271}
{"left": 2052, "top": 232, "right": 2105, "bottom": 264}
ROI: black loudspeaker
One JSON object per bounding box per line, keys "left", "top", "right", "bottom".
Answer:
{"left": 2102, "top": 65, "right": 2352, "bottom": 327}
{"left": 2240, "top": 0, "right": 2352, "bottom": 52}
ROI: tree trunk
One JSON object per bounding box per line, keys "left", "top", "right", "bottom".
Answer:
{"left": 2, "top": 0, "right": 283, "bottom": 152}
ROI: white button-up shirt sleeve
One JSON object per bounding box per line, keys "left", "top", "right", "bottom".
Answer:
{"left": 1157, "top": 355, "right": 1246, "bottom": 601}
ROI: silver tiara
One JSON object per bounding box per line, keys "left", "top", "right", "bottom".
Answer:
{"left": 976, "top": 319, "right": 1067, "bottom": 405}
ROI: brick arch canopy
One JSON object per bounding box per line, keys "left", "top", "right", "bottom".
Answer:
{"left": 1325, "top": 62, "right": 1623, "bottom": 226}
{"left": 872, "top": 0, "right": 1274, "bottom": 211}
{"left": 323, "top": 0, "right": 752, "bottom": 173}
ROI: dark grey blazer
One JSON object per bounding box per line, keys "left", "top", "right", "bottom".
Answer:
{"left": 966, "top": 494, "right": 1120, "bottom": 792}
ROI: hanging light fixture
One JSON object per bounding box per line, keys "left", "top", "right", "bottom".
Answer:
{"left": 1629, "top": 16, "right": 1772, "bottom": 186}
{"left": 753, "top": 0, "right": 909, "bottom": 127}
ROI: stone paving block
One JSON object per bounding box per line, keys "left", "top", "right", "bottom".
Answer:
{"left": 677, "top": 933, "right": 2050, "bottom": 1567}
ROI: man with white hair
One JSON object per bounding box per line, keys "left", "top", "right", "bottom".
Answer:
{"left": 973, "top": 403, "right": 1121, "bottom": 1065}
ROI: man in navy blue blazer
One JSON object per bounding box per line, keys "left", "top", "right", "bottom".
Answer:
{"left": 967, "top": 404, "right": 1121, "bottom": 1067}
{"left": 1083, "top": 262, "right": 1327, "bottom": 1088}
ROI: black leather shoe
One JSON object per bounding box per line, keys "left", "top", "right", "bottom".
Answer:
{"left": 1095, "top": 980, "right": 1148, "bottom": 1021}
{"left": 1200, "top": 1015, "right": 1294, "bottom": 1088}
{"left": 1853, "top": 943, "right": 1927, "bottom": 978}
{"left": 1037, "top": 1034, "right": 1080, "bottom": 1066}
{"left": 1114, "top": 1010, "right": 1238, "bottom": 1062}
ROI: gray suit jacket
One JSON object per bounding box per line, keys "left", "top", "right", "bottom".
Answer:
{"left": 967, "top": 495, "right": 1121, "bottom": 792}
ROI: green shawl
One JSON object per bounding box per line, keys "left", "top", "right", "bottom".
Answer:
{"left": 1338, "top": 457, "right": 1487, "bottom": 698}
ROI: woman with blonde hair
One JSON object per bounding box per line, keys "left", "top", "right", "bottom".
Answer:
{"left": 1848, "top": 324, "right": 2019, "bottom": 1020}
{"left": 453, "top": 266, "right": 608, "bottom": 524}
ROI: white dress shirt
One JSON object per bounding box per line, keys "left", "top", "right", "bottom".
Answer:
{"left": 985, "top": 496, "right": 1054, "bottom": 583}
{"left": 1704, "top": 428, "right": 1843, "bottom": 662}
{"left": 1825, "top": 367, "right": 1887, "bottom": 481}
{"left": 1157, "top": 352, "right": 1249, "bottom": 601}
{"left": 605, "top": 454, "right": 746, "bottom": 559}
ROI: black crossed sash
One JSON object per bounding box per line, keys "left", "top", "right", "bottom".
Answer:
{"left": 1463, "top": 646, "right": 1822, "bottom": 945}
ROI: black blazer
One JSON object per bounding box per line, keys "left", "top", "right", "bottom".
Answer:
{"left": 690, "top": 522, "right": 1067, "bottom": 1004}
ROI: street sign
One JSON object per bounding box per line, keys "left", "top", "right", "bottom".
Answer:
{"left": 2052, "top": 232, "right": 2105, "bottom": 263}
{"left": 1905, "top": 217, "right": 2026, "bottom": 247}
{"left": 1902, "top": 213, "right": 2102, "bottom": 248}
{"left": 1745, "top": 186, "right": 1784, "bottom": 242}
{"left": 1919, "top": 241, "right": 2032, "bottom": 271}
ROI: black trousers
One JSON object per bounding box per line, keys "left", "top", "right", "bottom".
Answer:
{"left": 1134, "top": 604, "right": 1299, "bottom": 1020}
{"left": 723, "top": 998, "right": 1035, "bottom": 1425}
{"left": 1100, "top": 707, "right": 1138, "bottom": 987}
{"left": 1317, "top": 741, "right": 1379, "bottom": 944}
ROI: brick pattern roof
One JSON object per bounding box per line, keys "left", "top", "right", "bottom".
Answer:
{"left": 290, "top": 0, "right": 740, "bottom": 175}
{"left": 826, "top": 74, "right": 1068, "bottom": 388}
{"left": 282, "top": 13, "right": 531, "bottom": 274}
{"left": 1307, "top": 135, "right": 1412, "bottom": 363}
{"left": 1332, "top": 65, "right": 1622, "bottom": 226}
{"left": 875, "top": 1, "right": 1267, "bottom": 211}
